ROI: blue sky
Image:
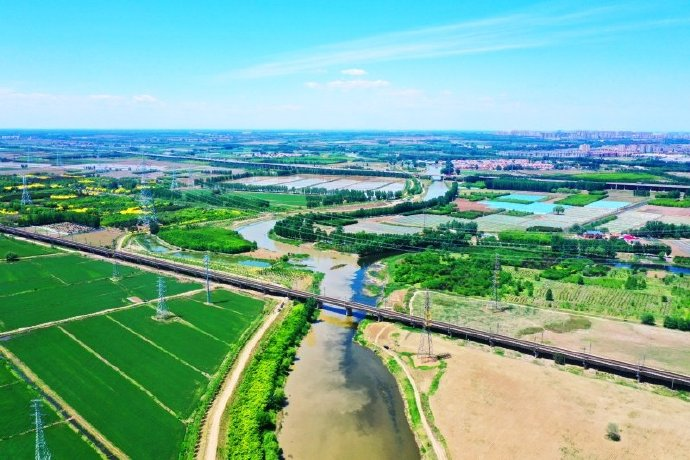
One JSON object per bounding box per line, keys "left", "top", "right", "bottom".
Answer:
{"left": 1, "top": 1, "right": 689, "bottom": 130}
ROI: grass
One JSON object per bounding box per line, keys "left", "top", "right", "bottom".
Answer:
{"left": 544, "top": 315, "right": 592, "bottom": 333}
{"left": 0, "top": 253, "right": 198, "bottom": 331}
{"left": 555, "top": 193, "right": 606, "bottom": 206}
{"left": 385, "top": 358, "right": 421, "bottom": 428}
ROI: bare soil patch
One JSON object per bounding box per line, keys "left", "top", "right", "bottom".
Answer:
{"left": 453, "top": 198, "right": 490, "bottom": 212}
{"left": 366, "top": 323, "right": 690, "bottom": 460}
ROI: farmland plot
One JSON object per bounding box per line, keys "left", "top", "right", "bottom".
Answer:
{"left": 0, "top": 235, "right": 58, "bottom": 257}
{"left": 4, "top": 286, "right": 265, "bottom": 459}
{"left": 0, "top": 253, "right": 198, "bottom": 332}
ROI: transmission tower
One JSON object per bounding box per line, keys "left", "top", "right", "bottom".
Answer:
{"left": 156, "top": 277, "right": 169, "bottom": 319}
{"left": 112, "top": 261, "right": 120, "bottom": 281}
{"left": 417, "top": 290, "right": 433, "bottom": 360}
{"left": 21, "top": 175, "right": 32, "bottom": 205}
{"left": 493, "top": 253, "right": 501, "bottom": 311}
{"left": 55, "top": 151, "right": 62, "bottom": 167}
{"left": 31, "top": 399, "right": 51, "bottom": 460}
{"left": 137, "top": 155, "right": 157, "bottom": 226}
{"left": 170, "top": 169, "right": 179, "bottom": 191}
{"left": 204, "top": 252, "right": 212, "bottom": 303}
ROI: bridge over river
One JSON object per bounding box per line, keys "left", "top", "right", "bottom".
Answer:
{"left": 2, "top": 224, "right": 689, "bottom": 391}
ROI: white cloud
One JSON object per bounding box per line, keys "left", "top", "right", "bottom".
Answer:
{"left": 132, "top": 94, "right": 158, "bottom": 104}
{"left": 224, "top": 4, "right": 686, "bottom": 79}
{"left": 306, "top": 79, "right": 390, "bottom": 91}
{"left": 89, "top": 94, "right": 123, "bottom": 101}
{"left": 341, "top": 68, "right": 367, "bottom": 76}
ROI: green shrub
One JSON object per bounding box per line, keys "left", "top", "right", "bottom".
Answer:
{"left": 606, "top": 423, "right": 621, "bottom": 441}
{"left": 640, "top": 312, "right": 655, "bottom": 326}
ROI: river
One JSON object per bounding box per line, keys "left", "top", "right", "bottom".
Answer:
{"left": 237, "top": 220, "right": 420, "bottom": 460}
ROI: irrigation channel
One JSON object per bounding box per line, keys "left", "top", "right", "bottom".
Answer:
{"left": 236, "top": 220, "right": 420, "bottom": 460}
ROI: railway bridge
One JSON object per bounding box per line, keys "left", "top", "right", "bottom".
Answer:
{"left": 2, "top": 224, "right": 690, "bottom": 391}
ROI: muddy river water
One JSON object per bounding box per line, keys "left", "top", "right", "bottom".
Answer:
{"left": 237, "top": 220, "right": 419, "bottom": 460}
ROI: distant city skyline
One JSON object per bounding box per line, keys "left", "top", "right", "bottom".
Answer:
{"left": 1, "top": 1, "right": 689, "bottom": 130}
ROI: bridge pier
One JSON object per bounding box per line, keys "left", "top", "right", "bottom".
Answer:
{"left": 345, "top": 307, "right": 353, "bottom": 316}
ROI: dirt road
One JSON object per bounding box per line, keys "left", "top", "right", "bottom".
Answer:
{"left": 372, "top": 324, "right": 447, "bottom": 460}
{"left": 198, "top": 302, "right": 283, "bottom": 460}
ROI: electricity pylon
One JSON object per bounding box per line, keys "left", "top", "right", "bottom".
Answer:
{"left": 31, "top": 399, "right": 51, "bottom": 460}
{"left": 156, "top": 277, "right": 169, "bottom": 319}
{"left": 137, "top": 155, "right": 156, "bottom": 226}
{"left": 169, "top": 169, "right": 179, "bottom": 204}
{"left": 493, "top": 253, "right": 501, "bottom": 311}
{"left": 417, "top": 290, "right": 433, "bottom": 360}
{"left": 21, "top": 175, "right": 32, "bottom": 205}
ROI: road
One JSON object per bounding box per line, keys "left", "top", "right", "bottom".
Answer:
{"left": 373, "top": 324, "right": 447, "bottom": 460}
{"left": 199, "top": 302, "right": 283, "bottom": 460}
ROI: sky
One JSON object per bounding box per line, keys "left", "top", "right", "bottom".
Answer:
{"left": 1, "top": 0, "right": 689, "bottom": 130}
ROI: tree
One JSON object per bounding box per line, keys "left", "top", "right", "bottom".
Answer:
{"left": 5, "top": 252, "right": 19, "bottom": 262}
{"left": 553, "top": 205, "right": 565, "bottom": 215}
{"left": 640, "top": 312, "right": 655, "bottom": 326}
{"left": 149, "top": 220, "right": 160, "bottom": 234}
{"left": 545, "top": 288, "right": 554, "bottom": 302}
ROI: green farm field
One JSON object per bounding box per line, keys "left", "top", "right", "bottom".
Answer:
{"left": 0, "top": 362, "right": 100, "bottom": 459}
{"left": 228, "top": 191, "right": 308, "bottom": 208}
{"left": 0, "top": 235, "right": 59, "bottom": 258}
{"left": 3, "top": 286, "right": 265, "bottom": 458}
{"left": 0, "top": 247, "right": 199, "bottom": 331}
{"left": 572, "top": 171, "right": 665, "bottom": 183}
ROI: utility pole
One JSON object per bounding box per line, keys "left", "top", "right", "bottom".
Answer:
{"left": 31, "top": 399, "right": 51, "bottom": 460}
{"left": 156, "top": 277, "right": 169, "bottom": 319}
{"left": 21, "top": 175, "right": 32, "bottom": 206}
{"left": 417, "top": 290, "right": 433, "bottom": 361}
{"left": 204, "top": 252, "right": 211, "bottom": 304}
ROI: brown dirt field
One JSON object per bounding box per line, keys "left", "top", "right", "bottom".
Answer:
{"left": 70, "top": 228, "right": 125, "bottom": 247}
{"left": 638, "top": 205, "right": 690, "bottom": 217}
{"left": 366, "top": 323, "right": 690, "bottom": 460}
{"left": 453, "top": 198, "right": 490, "bottom": 212}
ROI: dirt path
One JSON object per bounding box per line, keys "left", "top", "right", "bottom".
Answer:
{"left": 198, "top": 301, "right": 283, "bottom": 460}
{"left": 372, "top": 324, "right": 447, "bottom": 460}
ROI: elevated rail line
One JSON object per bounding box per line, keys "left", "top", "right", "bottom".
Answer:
{"left": 2, "top": 224, "right": 689, "bottom": 391}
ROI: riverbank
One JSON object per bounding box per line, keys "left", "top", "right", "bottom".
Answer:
{"left": 222, "top": 299, "right": 318, "bottom": 459}
{"left": 355, "top": 320, "right": 447, "bottom": 460}
{"left": 361, "top": 321, "right": 690, "bottom": 459}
